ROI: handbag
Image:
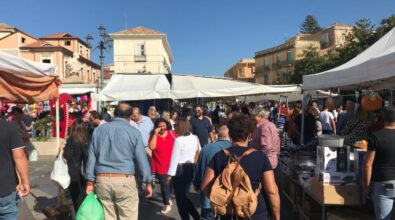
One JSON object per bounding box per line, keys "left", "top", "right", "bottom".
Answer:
{"left": 50, "top": 151, "right": 70, "bottom": 189}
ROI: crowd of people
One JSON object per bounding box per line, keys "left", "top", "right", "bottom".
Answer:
{"left": 0, "top": 101, "right": 283, "bottom": 220}
{"left": 2, "top": 98, "right": 395, "bottom": 220}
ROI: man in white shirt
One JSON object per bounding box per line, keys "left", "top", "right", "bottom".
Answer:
{"left": 131, "top": 107, "right": 154, "bottom": 146}
{"left": 320, "top": 106, "right": 336, "bottom": 135}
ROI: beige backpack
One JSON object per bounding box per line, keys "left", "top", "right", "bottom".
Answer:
{"left": 210, "top": 148, "right": 261, "bottom": 218}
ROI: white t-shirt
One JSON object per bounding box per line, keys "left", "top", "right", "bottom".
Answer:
{"left": 320, "top": 110, "right": 334, "bottom": 131}
{"left": 168, "top": 134, "right": 201, "bottom": 176}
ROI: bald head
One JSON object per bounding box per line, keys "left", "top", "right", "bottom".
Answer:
{"left": 217, "top": 125, "right": 230, "bottom": 140}
{"left": 114, "top": 103, "right": 132, "bottom": 120}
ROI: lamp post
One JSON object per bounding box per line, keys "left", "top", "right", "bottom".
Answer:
{"left": 87, "top": 25, "right": 112, "bottom": 110}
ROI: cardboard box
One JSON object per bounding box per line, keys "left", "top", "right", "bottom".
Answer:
{"left": 317, "top": 146, "right": 350, "bottom": 173}
{"left": 311, "top": 179, "right": 361, "bottom": 205}
{"left": 318, "top": 172, "right": 356, "bottom": 185}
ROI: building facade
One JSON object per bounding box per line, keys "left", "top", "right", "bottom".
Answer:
{"left": 224, "top": 58, "right": 255, "bottom": 82}
{"left": 255, "top": 23, "right": 353, "bottom": 84}
{"left": 0, "top": 24, "right": 100, "bottom": 84}
{"left": 110, "top": 26, "right": 173, "bottom": 74}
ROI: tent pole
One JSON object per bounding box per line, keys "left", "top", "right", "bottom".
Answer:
{"left": 56, "top": 97, "right": 60, "bottom": 152}
{"left": 301, "top": 92, "right": 305, "bottom": 145}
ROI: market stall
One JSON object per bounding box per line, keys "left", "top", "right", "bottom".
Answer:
{"left": 94, "top": 74, "right": 303, "bottom": 101}
{"left": 278, "top": 27, "right": 395, "bottom": 220}
{"left": 0, "top": 51, "right": 61, "bottom": 150}
{"left": 303, "top": 27, "right": 395, "bottom": 90}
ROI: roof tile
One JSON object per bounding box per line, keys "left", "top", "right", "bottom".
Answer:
{"left": 112, "top": 26, "right": 164, "bottom": 35}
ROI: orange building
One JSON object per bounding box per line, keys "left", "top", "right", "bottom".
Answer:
{"left": 0, "top": 23, "right": 100, "bottom": 84}
{"left": 224, "top": 58, "right": 255, "bottom": 82}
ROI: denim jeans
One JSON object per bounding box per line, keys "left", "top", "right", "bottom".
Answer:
{"left": 173, "top": 164, "right": 200, "bottom": 220}
{"left": 200, "top": 193, "right": 213, "bottom": 220}
{"left": 0, "top": 192, "right": 19, "bottom": 220}
{"left": 373, "top": 180, "right": 395, "bottom": 220}
{"left": 157, "top": 174, "right": 171, "bottom": 205}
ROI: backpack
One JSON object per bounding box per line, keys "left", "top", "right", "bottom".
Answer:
{"left": 210, "top": 148, "right": 261, "bottom": 219}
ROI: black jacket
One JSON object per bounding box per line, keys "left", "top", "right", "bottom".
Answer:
{"left": 63, "top": 138, "right": 88, "bottom": 182}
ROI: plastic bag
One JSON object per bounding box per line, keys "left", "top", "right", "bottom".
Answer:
{"left": 76, "top": 192, "right": 105, "bottom": 220}
{"left": 29, "top": 149, "right": 38, "bottom": 162}
{"left": 50, "top": 151, "right": 70, "bottom": 189}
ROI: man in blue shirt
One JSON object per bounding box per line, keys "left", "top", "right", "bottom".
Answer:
{"left": 131, "top": 107, "right": 154, "bottom": 148}
{"left": 194, "top": 125, "right": 231, "bottom": 220}
{"left": 85, "top": 103, "right": 153, "bottom": 220}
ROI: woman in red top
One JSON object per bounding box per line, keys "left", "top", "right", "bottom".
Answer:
{"left": 148, "top": 118, "right": 178, "bottom": 214}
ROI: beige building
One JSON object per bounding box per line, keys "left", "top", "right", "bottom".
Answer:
{"left": 0, "top": 23, "right": 100, "bottom": 84}
{"left": 255, "top": 23, "right": 353, "bottom": 84}
{"left": 110, "top": 26, "right": 173, "bottom": 74}
{"left": 224, "top": 59, "right": 255, "bottom": 82}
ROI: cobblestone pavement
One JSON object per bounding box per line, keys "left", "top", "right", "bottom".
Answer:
{"left": 18, "top": 156, "right": 196, "bottom": 220}
{"left": 19, "top": 156, "right": 296, "bottom": 220}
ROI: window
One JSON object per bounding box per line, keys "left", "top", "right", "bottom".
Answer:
{"left": 264, "top": 57, "right": 269, "bottom": 70}
{"left": 93, "top": 72, "right": 96, "bottom": 82}
{"left": 80, "top": 67, "right": 83, "bottom": 78}
{"left": 276, "top": 53, "right": 281, "bottom": 67}
{"left": 135, "top": 43, "right": 145, "bottom": 56}
{"left": 21, "top": 37, "right": 26, "bottom": 44}
{"left": 79, "top": 45, "right": 83, "bottom": 55}
{"left": 341, "top": 33, "right": 346, "bottom": 41}
{"left": 65, "top": 40, "right": 71, "bottom": 46}
{"left": 322, "top": 33, "right": 329, "bottom": 48}
{"left": 135, "top": 43, "right": 146, "bottom": 62}
{"left": 87, "top": 69, "right": 90, "bottom": 82}
{"left": 286, "top": 51, "right": 292, "bottom": 64}
{"left": 86, "top": 49, "right": 89, "bottom": 58}
{"left": 42, "top": 58, "right": 51, "bottom": 64}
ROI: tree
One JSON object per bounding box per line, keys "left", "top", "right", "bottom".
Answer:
{"left": 290, "top": 46, "right": 325, "bottom": 84}
{"left": 376, "top": 15, "right": 395, "bottom": 38}
{"left": 283, "top": 14, "right": 395, "bottom": 85}
{"left": 334, "top": 18, "right": 376, "bottom": 66}
{"left": 300, "top": 15, "right": 322, "bottom": 34}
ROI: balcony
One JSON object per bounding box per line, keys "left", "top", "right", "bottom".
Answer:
{"left": 271, "top": 61, "right": 294, "bottom": 69}
{"left": 134, "top": 55, "right": 146, "bottom": 62}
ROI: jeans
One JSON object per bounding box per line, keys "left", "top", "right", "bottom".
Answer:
{"left": 373, "top": 180, "right": 395, "bottom": 220}
{"left": 200, "top": 193, "right": 213, "bottom": 220}
{"left": 0, "top": 192, "right": 19, "bottom": 220}
{"left": 157, "top": 174, "right": 171, "bottom": 205}
{"left": 173, "top": 164, "right": 200, "bottom": 220}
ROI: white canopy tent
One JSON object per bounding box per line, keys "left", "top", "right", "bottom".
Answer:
{"left": 303, "top": 27, "right": 395, "bottom": 90}
{"left": 170, "top": 75, "right": 268, "bottom": 99}
{"left": 95, "top": 74, "right": 171, "bottom": 101}
{"left": 94, "top": 74, "right": 301, "bottom": 101}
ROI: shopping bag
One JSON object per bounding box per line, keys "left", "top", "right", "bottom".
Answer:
{"left": 50, "top": 151, "right": 70, "bottom": 189}
{"left": 76, "top": 192, "right": 104, "bottom": 220}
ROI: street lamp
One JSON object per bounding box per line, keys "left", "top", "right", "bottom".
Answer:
{"left": 88, "top": 25, "right": 112, "bottom": 109}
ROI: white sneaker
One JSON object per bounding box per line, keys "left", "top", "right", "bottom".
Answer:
{"left": 169, "top": 200, "right": 173, "bottom": 206}
{"left": 160, "top": 205, "right": 172, "bottom": 214}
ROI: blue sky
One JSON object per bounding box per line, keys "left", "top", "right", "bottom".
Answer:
{"left": 1, "top": 0, "right": 394, "bottom": 76}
